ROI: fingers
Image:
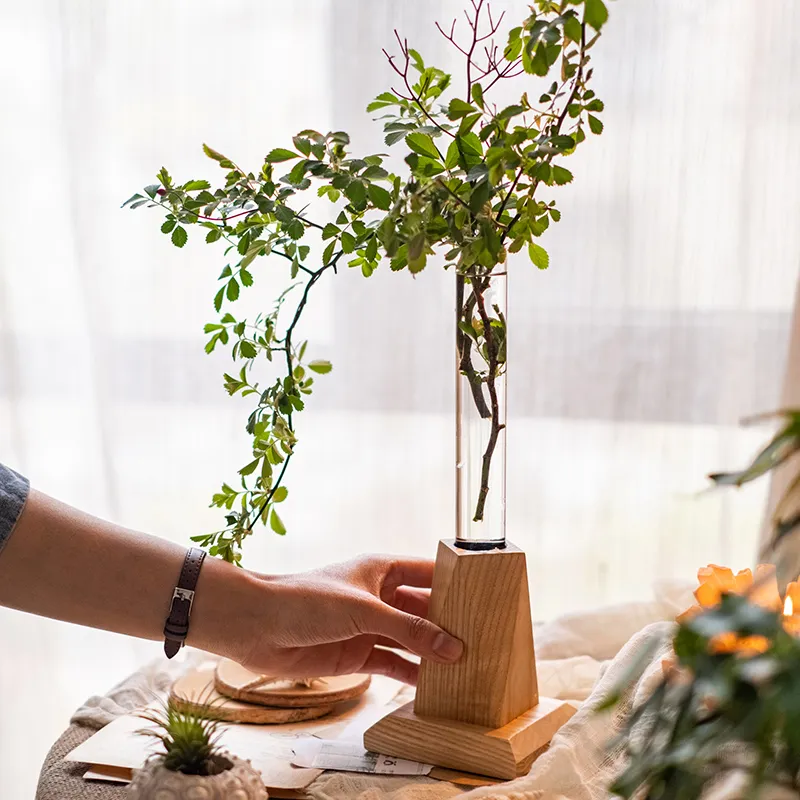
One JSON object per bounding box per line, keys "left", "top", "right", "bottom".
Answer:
{"left": 362, "top": 647, "right": 420, "bottom": 685}
{"left": 382, "top": 558, "right": 435, "bottom": 591}
{"left": 364, "top": 604, "right": 463, "bottom": 663}
{"left": 387, "top": 587, "right": 430, "bottom": 620}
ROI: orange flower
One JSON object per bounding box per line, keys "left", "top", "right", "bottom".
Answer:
{"left": 708, "top": 632, "right": 770, "bottom": 656}
{"left": 678, "top": 564, "right": 781, "bottom": 623}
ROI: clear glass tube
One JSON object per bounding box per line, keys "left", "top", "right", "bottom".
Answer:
{"left": 455, "top": 268, "right": 507, "bottom": 550}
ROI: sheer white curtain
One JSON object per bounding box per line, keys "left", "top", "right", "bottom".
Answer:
{"left": 1, "top": 1, "right": 799, "bottom": 797}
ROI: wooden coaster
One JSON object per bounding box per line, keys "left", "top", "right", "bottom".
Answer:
{"left": 215, "top": 658, "right": 371, "bottom": 708}
{"left": 170, "top": 668, "right": 334, "bottom": 724}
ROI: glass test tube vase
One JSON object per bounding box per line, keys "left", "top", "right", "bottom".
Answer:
{"left": 455, "top": 267, "right": 507, "bottom": 550}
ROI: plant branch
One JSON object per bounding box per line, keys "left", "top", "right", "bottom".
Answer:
{"left": 470, "top": 274, "right": 505, "bottom": 521}
{"left": 383, "top": 33, "right": 455, "bottom": 138}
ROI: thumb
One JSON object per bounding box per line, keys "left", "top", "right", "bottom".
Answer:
{"left": 365, "top": 604, "right": 463, "bottom": 663}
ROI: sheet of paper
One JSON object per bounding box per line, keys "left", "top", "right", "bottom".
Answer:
{"left": 83, "top": 767, "right": 131, "bottom": 784}
{"left": 291, "top": 739, "right": 432, "bottom": 775}
{"left": 68, "top": 674, "right": 404, "bottom": 791}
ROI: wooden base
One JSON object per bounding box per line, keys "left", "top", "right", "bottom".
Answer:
{"left": 364, "top": 540, "right": 575, "bottom": 780}
{"left": 364, "top": 698, "right": 575, "bottom": 780}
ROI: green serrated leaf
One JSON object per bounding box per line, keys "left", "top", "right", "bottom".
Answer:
{"left": 266, "top": 148, "right": 299, "bottom": 163}
{"left": 405, "top": 132, "right": 441, "bottom": 161}
{"left": 184, "top": 179, "right": 211, "bottom": 191}
{"left": 528, "top": 242, "right": 549, "bottom": 269}
{"left": 239, "top": 458, "right": 260, "bottom": 476}
{"left": 588, "top": 114, "right": 604, "bottom": 134}
{"left": 270, "top": 508, "right": 286, "bottom": 535}
{"left": 552, "top": 165, "right": 573, "bottom": 185}
{"left": 161, "top": 219, "right": 176, "bottom": 234}
{"left": 203, "top": 143, "right": 228, "bottom": 162}
{"left": 585, "top": 0, "right": 609, "bottom": 31}
{"left": 368, "top": 183, "right": 392, "bottom": 210}
{"left": 171, "top": 226, "right": 188, "bottom": 248}
{"left": 448, "top": 98, "right": 476, "bottom": 120}
{"left": 308, "top": 360, "right": 332, "bottom": 374}
{"left": 272, "top": 486, "right": 288, "bottom": 503}
{"left": 226, "top": 278, "right": 240, "bottom": 301}
{"left": 563, "top": 15, "right": 582, "bottom": 43}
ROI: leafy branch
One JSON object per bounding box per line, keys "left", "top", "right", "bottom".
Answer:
{"left": 125, "top": 0, "right": 609, "bottom": 561}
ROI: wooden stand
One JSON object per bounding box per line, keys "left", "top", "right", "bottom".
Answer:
{"left": 364, "top": 540, "right": 575, "bottom": 780}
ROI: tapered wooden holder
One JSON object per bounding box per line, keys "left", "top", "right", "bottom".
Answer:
{"left": 364, "top": 540, "right": 575, "bottom": 780}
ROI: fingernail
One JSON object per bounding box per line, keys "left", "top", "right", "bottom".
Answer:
{"left": 433, "top": 632, "right": 463, "bottom": 661}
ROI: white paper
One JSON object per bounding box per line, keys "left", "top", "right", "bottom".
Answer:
{"left": 83, "top": 768, "right": 130, "bottom": 784}
{"left": 291, "top": 739, "right": 432, "bottom": 775}
{"left": 69, "top": 674, "right": 404, "bottom": 790}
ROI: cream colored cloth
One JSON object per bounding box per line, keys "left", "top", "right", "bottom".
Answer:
{"left": 64, "top": 582, "right": 695, "bottom": 800}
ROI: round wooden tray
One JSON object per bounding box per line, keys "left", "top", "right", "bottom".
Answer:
{"left": 214, "top": 658, "right": 371, "bottom": 708}
{"left": 170, "top": 667, "right": 334, "bottom": 724}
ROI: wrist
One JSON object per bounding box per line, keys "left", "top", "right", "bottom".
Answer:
{"left": 185, "top": 556, "right": 273, "bottom": 663}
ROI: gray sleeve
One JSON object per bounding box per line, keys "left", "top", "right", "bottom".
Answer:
{"left": 0, "top": 463, "right": 30, "bottom": 556}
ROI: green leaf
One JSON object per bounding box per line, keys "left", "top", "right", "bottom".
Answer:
{"left": 498, "top": 104, "right": 525, "bottom": 121}
{"left": 272, "top": 486, "right": 288, "bottom": 503}
{"left": 270, "top": 508, "right": 286, "bottom": 535}
{"left": 226, "top": 278, "right": 240, "bottom": 301}
{"left": 341, "top": 232, "right": 356, "bottom": 253}
{"left": 308, "top": 360, "right": 332, "bottom": 374}
{"left": 405, "top": 132, "right": 441, "bottom": 161}
{"left": 445, "top": 139, "right": 461, "bottom": 170}
{"left": 183, "top": 179, "right": 211, "bottom": 191}
{"left": 448, "top": 98, "right": 476, "bottom": 120}
{"left": 588, "top": 114, "right": 604, "bottom": 134}
{"left": 322, "top": 223, "right": 340, "bottom": 240}
{"left": 563, "top": 15, "right": 582, "bottom": 43}
{"left": 528, "top": 242, "right": 549, "bottom": 270}
{"left": 584, "top": 0, "right": 609, "bottom": 31}
{"left": 368, "top": 183, "right": 392, "bottom": 210}
{"left": 206, "top": 228, "right": 222, "bottom": 243}
{"left": 239, "top": 458, "right": 260, "bottom": 476}
{"left": 161, "top": 219, "right": 176, "bottom": 234}
{"left": 214, "top": 287, "right": 225, "bottom": 312}
{"left": 292, "top": 136, "right": 312, "bottom": 156}
{"left": 367, "top": 91, "right": 398, "bottom": 112}
{"left": 171, "top": 226, "right": 188, "bottom": 248}
{"left": 121, "top": 192, "right": 145, "bottom": 208}
{"left": 471, "top": 83, "right": 484, "bottom": 108}
{"left": 552, "top": 165, "right": 573, "bottom": 185}
{"left": 552, "top": 135, "right": 575, "bottom": 150}
{"left": 202, "top": 143, "right": 228, "bottom": 162}
{"left": 266, "top": 148, "right": 299, "bottom": 163}
{"left": 385, "top": 130, "right": 407, "bottom": 147}
{"left": 344, "top": 181, "right": 367, "bottom": 207}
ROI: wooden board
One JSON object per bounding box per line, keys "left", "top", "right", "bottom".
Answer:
{"left": 365, "top": 698, "right": 575, "bottom": 780}
{"left": 170, "top": 668, "right": 333, "bottom": 724}
{"left": 215, "top": 659, "right": 371, "bottom": 708}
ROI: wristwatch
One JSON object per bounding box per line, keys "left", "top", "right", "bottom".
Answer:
{"left": 163, "top": 547, "right": 206, "bottom": 658}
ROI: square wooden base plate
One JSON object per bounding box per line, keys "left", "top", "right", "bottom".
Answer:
{"left": 364, "top": 697, "right": 576, "bottom": 780}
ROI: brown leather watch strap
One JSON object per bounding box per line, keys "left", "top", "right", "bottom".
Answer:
{"left": 163, "top": 547, "right": 206, "bottom": 659}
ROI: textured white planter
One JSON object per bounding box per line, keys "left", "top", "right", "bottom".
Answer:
{"left": 127, "top": 753, "right": 267, "bottom": 800}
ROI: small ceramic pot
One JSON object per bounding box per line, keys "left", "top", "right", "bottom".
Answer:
{"left": 127, "top": 752, "right": 267, "bottom": 800}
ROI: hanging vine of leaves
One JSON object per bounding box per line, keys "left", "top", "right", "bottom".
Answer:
{"left": 124, "top": 0, "right": 609, "bottom": 563}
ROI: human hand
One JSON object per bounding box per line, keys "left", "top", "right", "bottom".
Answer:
{"left": 233, "top": 555, "right": 463, "bottom": 685}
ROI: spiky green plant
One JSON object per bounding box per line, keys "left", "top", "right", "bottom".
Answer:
{"left": 137, "top": 700, "right": 227, "bottom": 776}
